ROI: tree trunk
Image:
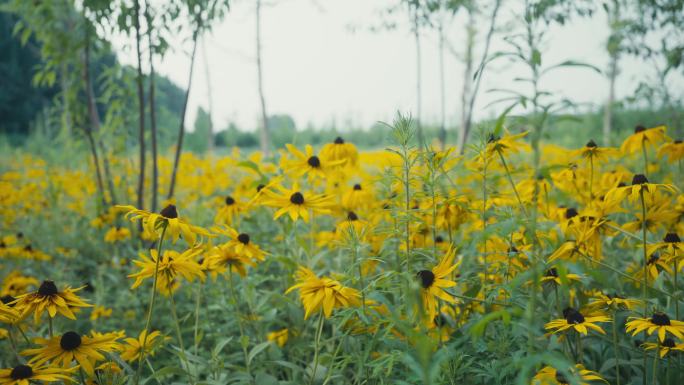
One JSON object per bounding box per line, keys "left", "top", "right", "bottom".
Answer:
{"left": 82, "top": 30, "right": 106, "bottom": 208}
{"left": 412, "top": 5, "right": 424, "bottom": 147}
{"left": 146, "top": 1, "right": 159, "bottom": 212}
{"left": 457, "top": 9, "right": 475, "bottom": 154}
{"left": 168, "top": 30, "right": 200, "bottom": 200}
{"left": 438, "top": 20, "right": 447, "bottom": 150}
{"left": 458, "top": 1, "right": 501, "bottom": 154}
{"left": 134, "top": 0, "right": 146, "bottom": 210}
{"left": 60, "top": 63, "right": 71, "bottom": 138}
{"left": 202, "top": 37, "right": 214, "bottom": 154}
{"left": 256, "top": 0, "right": 270, "bottom": 156}
{"left": 603, "top": 52, "right": 617, "bottom": 146}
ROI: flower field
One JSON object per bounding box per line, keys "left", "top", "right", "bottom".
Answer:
{"left": 1, "top": 119, "right": 683, "bottom": 385}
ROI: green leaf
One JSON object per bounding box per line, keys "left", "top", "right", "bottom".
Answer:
{"left": 247, "top": 341, "right": 270, "bottom": 365}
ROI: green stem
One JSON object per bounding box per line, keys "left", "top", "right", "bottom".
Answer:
{"left": 497, "top": 150, "right": 526, "bottom": 216}
{"left": 612, "top": 312, "right": 621, "bottom": 385}
{"left": 193, "top": 282, "right": 202, "bottom": 356}
{"left": 309, "top": 311, "right": 325, "bottom": 385}
{"left": 228, "top": 272, "right": 252, "bottom": 381}
{"left": 653, "top": 339, "right": 660, "bottom": 385}
{"left": 133, "top": 224, "right": 167, "bottom": 385}
{"left": 640, "top": 189, "right": 648, "bottom": 385}
{"left": 170, "top": 294, "right": 194, "bottom": 384}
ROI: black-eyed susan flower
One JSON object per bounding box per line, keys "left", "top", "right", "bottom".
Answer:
{"left": 620, "top": 124, "right": 669, "bottom": 154}
{"left": 203, "top": 244, "right": 255, "bottom": 278}
{"left": 540, "top": 267, "right": 582, "bottom": 286}
{"left": 605, "top": 174, "right": 677, "bottom": 203}
{"left": 266, "top": 328, "right": 289, "bottom": 347}
{"left": 282, "top": 144, "right": 344, "bottom": 180}
{"left": 285, "top": 266, "right": 361, "bottom": 319}
{"left": 128, "top": 248, "right": 205, "bottom": 295}
{"left": 544, "top": 307, "right": 610, "bottom": 335}
{"left": 647, "top": 233, "right": 684, "bottom": 260}
{"left": 117, "top": 204, "right": 211, "bottom": 245}
{"left": 417, "top": 247, "right": 460, "bottom": 321}
{"left": 22, "top": 330, "right": 123, "bottom": 376}
{"left": 341, "top": 184, "right": 374, "bottom": 211}
{"left": 103, "top": 226, "right": 131, "bottom": 243}
{"left": 212, "top": 226, "right": 265, "bottom": 261}
{"left": 485, "top": 131, "right": 530, "bottom": 157}
{"left": 119, "top": 330, "right": 166, "bottom": 362}
{"left": 14, "top": 280, "right": 91, "bottom": 323}
{"left": 657, "top": 139, "right": 684, "bottom": 163}
{"left": 1, "top": 272, "right": 38, "bottom": 297}
{"left": 89, "top": 306, "right": 112, "bottom": 321}
{"left": 532, "top": 364, "right": 606, "bottom": 385}
{"left": 214, "top": 194, "right": 245, "bottom": 225}
{"left": 320, "top": 137, "right": 359, "bottom": 169}
{"left": 0, "top": 363, "right": 75, "bottom": 385}
{"left": 625, "top": 312, "right": 684, "bottom": 342}
{"left": 643, "top": 337, "right": 684, "bottom": 357}
{"left": 0, "top": 301, "right": 20, "bottom": 325}
{"left": 572, "top": 139, "right": 619, "bottom": 164}
{"left": 587, "top": 292, "right": 640, "bottom": 311}
{"left": 261, "top": 183, "right": 335, "bottom": 222}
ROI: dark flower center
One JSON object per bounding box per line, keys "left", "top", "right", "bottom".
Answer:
{"left": 307, "top": 156, "right": 321, "bottom": 168}
{"left": 675, "top": 139, "right": 683, "bottom": 144}
{"left": 290, "top": 192, "right": 305, "bottom": 205}
{"left": 545, "top": 268, "right": 558, "bottom": 278}
{"left": 225, "top": 196, "right": 235, "bottom": 205}
{"left": 60, "top": 331, "right": 82, "bottom": 351}
{"left": 334, "top": 137, "right": 345, "bottom": 144}
{"left": 353, "top": 184, "right": 362, "bottom": 190}
{"left": 38, "top": 280, "right": 58, "bottom": 296}
{"left": 256, "top": 184, "right": 265, "bottom": 192}
{"left": 663, "top": 338, "right": 676, "bottom": 348}
{"left": 565, "top": 208, "right": 578, "bottom": 219}
{"left": 1, "top": 295, "right": 16, "bottom": 306}
{"left": 435, "top": 235, "right": 444, "bottom": 243}
{"left": 10, "top": 364, "right": 33, "bottom": 380}
{"left": 417, "top": 270, "right": 435, "bottom": 289}
{"left": 563, "top": 307, "right": 585, "bottom": 324}
{"left": 487, "top": 134, "right": 499, "bottom": 143}
{"left": 24, "top": 245, "right": 33, "bottom": 252}
{"left": 347, "top": 211, "right": 359, "bottom": 221}
{"left": 585, "top": 139, "right": 597, "bottom": 148}
{"left": 664, "top": 233, "right": 681, "bottom": 243}
{"left": 634, "top": 125, "right": 646, "bottom": 133}
{"left": 434, "top": 314, "right": 446, "bottom": 327}
{"left": 647, "top": 254, "right": 660, "bottom": 265}
{"left": 632, "top": 174, "right": 648, "bottom": 185}
{"left": 555, "top": 371, "right": 569, "bottom": 384}
{"left": 237, "top": 233, "right": 250, "bottom": 244}
{"left": 160, "top": 204, "right": 178, "bottom": 219}
{"left": 651, "top": 312, "right": 671, "bottom": 326}
{"left": 84, "top": 282, "right": 95, "bottom": 293}
{"left": 508, "top": 246, "right": 519, "bottom": 254}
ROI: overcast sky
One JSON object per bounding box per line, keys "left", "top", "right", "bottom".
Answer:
{"left": 110, "top": 0, "right": 678, "bottom": 132}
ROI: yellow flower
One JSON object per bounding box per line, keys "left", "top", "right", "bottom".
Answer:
{"left": 14, "top": 281, "right": 91, "bottom": 323}
{"left": 0, "top": 363, "right": 75, "bottom": 385}
{"left": 0, "top": 301, "right": 20, "bottom": 325}
{"left": 540, "top": 267, "right": 582, "bottom": 286}
{"left": 116, "top": 204, "right": 211, "bottom": 245}
{"left": 203, "top": 244, "right": 255, "bottom": 278}
{"left": 486, "top": 131, "right": 530, "bottom": 157}
{"left": 282, "top": 144, "right": 344, "bottom": 180}
{"left": 261, "top": 183, "right": 335, "bottom": 222}
{"left": 625, "top": 312, "right": 684, "bottom": 342}
{"left": 544, "top": 308, "right": 610, "bottom": 335}
{"left": 657, "top": 139, "right": 684, "bottom": 163}
{"left": 22, "top": 330, "right": 123, "bottom": 376}
{"left": 586, "top": 292, "right": 640, "bottom": 311}
{"left": 285, "top": 266, "right": 361, "bottom": 319}
{"left": 417, "top": 246, "right": 460, "bottom": 321}
{"left": 104, "top": 226, "right": 131, "bottom": 243}
{"left": 572, "top": 139, "right": 619, "bottom": 163}
{"left": 320, "top": 137, "right": 359, "bottom": 169}
{"left": 214, "top": 194, "right": 246, "bottom": 225}
{"left": 128, "top": 248, "right": 205, "bottom": 295}
{"left": 605, "top": 174, "right": 677, "bottom": 203}
{"left": 212, "top": 226, "right": 265, "bottom": 261}
{"left": 620, "top": 124, "right": 669, "bottom": 154}
{"left": 1, "top": 272, "right": 38, "bottom": 297}
{"left": 89, "top": 305, "right": 112, "bottom": 321}
{"left": 532, "top": 364, "right": 606, "bottom": 385}
{"left": 267, "top": 328, "right": 289, "bottom": 347}
{"left": 643, "top": 337, "right": 684, "bottom": 357}
{"left": 119, "top": 330, "right": 166, "bottom": 362}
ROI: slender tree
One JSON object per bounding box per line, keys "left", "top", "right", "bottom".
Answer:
{"left": 133, "top": 0, "right": 146, "bottom": 210}
{"left": 256, "top": 0, "right": 271, "bottom": 156}
{"left": 145, "top": 0, "right": 159, "bottom": 212}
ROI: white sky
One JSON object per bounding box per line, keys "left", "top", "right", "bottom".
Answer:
{"left": 110, "top": 0, "right": 679, "bottom": 132}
